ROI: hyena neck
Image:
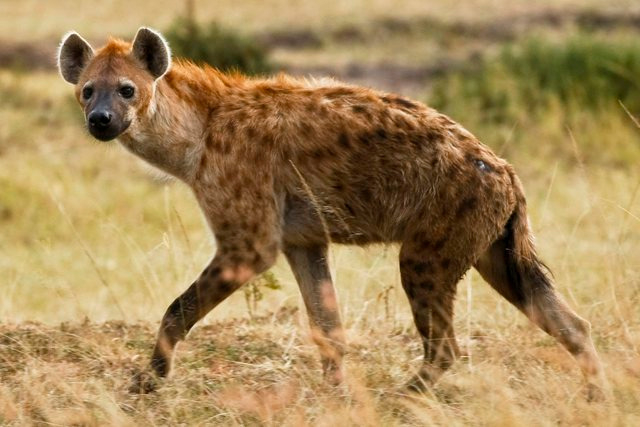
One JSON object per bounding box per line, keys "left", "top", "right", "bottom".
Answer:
{"left": 118, "top": 67, "right": 225, "bottom": 184}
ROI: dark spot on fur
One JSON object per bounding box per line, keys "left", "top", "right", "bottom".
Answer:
{"left": 250, "top": 252, "right": 263, "bottom": 266}
{"left": 325, "top": 88, "right": 355, "bottom": 99}
{"left": 433, "top": 238, "right": 446, "bottom": 251}
{"left": 413, "top": 231, "right": 428, "bottom": 243}
{"left": 344, "top": 203, "right": 355, "bottom": 216}
{"left": 262, "top": 134, "right": 275, "bottom": 147}
{"left": 301, "top": 122, "right": 313, "bottom": 138}
{"left": 229, "top": 253, "right": 243, "bottom": 265}
{"left": 400, "top": 259, "right": 415, "bottom": 271}
{"left": 413, "top": 261, "right": 433, "bottom": 275}
{"left": 395, "top": 97, "right": 419, "bottom": 110}
{"left": 209, "top": 138, "right": 230, "bottom": 155}
{"left": 218, "top": 279, "right": 235, "bottom": 293}
{"left": 376, "top": 128, "right": 387, "bottom": 140}
{"left": 440, "top": 258, "right": 451, "bottom": 270}
{"left": 233, "top": 184, "right": 243, "bottom": 201}
{"left": 167, "top": 298, "right": 193, "bottom": 322}
{"left": 409, "top": 133, "right": 423, "bottom": 148}
{"left": 359, "top": 187, "right": 372, "bottom": 202}
{"left": 425, "top": 129, "right": 444, "bottom": 144}
{"left": 417, "top": 240, "right": 431, "bottom": 252}
{"left": 225, "top": 243, "right": 240, "bottom": 254}
{"left": 352, "top": 105, "right": 368, "bottom": 114}
{"left": 198, "top": 151, "right": 208, "bottom": 168}
{"left": 257, "top": 102, "right": 269, "bottom": 114}
{"left": 338, "top": 132, "right": 351, "bottom": 148}
{"left": 418, "top": 280, "right": 434, "bottom": 292}
{"left": 246, "top": 127, "right": 257, "bottom": 139}
{"left": 455, "top": 197, "right": 478, "bottom": 219}
{"left": 416, "top": 297, "right": 431, "bottom": 309}
{"left": 358, "top": 133, "right": 372, "bottom": 147}
{"left": 311, "top": 148, "right": 325, "bottom": 159}
{"left": 305, "top": 101, "right": 316, "bottom": 112}
{"left": 203, "top": 266, "right": 221, "bottom": 279}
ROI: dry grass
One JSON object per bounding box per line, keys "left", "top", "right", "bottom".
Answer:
{"left": 0, "top": 308, "right": 638, "bottom": 425}
{"left": 1, "top": 0, "right": 640, "bottom": 425}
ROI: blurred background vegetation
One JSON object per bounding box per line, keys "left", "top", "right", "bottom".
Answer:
{"left": 164, "top": 0, "right": 272, "bottom": 76}
{"left": 0, "top": 0, "right": 639, "bottom": 424}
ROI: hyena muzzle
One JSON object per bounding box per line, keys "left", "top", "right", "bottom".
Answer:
{"left": 57, "top": 27, "right": 607, "bottom": 398}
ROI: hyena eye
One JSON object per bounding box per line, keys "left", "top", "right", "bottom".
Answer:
{"left": 119, "top": 85, "right": 135, "bottom": 99}
{"left": 82, "top": 87, "right": 93, "bottom": 100}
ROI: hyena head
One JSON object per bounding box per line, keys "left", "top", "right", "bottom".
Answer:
{"left": 57, "top": 28, "right": 170, "bottom": 141}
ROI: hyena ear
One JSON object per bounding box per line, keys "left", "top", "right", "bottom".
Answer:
{"left": 131, "top": 27, "right": 172, "bottom": 79}
{"left": 57, "top": 32, "right": 94, "bottom": 84}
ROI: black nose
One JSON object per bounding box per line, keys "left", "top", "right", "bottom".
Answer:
{"left": 88, "top": 110, "right": 112, "bottom": 129}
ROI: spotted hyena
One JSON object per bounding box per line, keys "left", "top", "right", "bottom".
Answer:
{"left": 57, "top": 28, "right": 606, "bottom": 397}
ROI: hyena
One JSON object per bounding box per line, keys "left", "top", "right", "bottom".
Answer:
{"left": 57, "top": 28, "right": 606, "bottom": 397}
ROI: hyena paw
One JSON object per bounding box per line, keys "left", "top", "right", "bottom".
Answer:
{"left": 404, "top": 375, "right": 433, "bottom": 393}
{"left": 403, "top": 366, "right": 444, "bottom": 393}
{"left": 128, "top": 369, "right": 161, "bottom": 394}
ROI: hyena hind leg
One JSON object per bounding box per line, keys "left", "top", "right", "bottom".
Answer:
{"left": 399, "top": 239, "right": 467, "bottom": 392}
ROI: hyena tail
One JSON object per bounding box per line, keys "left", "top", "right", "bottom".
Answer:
{"left": 476, "top": 168, "right": 607, "bottom": 400}
{"left": 475, "top": 168, "right": 553, "bottom": 310}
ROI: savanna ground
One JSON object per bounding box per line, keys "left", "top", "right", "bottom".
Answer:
{"left": 1, "top": 0, "right": 640, "bottom": 425}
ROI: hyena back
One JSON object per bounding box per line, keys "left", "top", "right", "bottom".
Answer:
{"left": 57, "top": 28, "right": 605, "bottom": 397}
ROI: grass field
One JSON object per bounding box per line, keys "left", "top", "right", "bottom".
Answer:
{"left": 1, "top": 1, "right": 640, "bottom": 425}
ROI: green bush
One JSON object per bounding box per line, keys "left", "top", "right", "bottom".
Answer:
{"left": 165, "top": 18, "right": 271, "bottom": 75}
{"left": 431, "top": 35, "right": 640, "bottom": 123}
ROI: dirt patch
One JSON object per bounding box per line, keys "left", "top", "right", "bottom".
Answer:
{"left": 283, "top": 58, "right": 467, "bottom": 95}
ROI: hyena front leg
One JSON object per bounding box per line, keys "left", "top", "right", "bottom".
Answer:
{"left": 399, "top": 239, "right": 468, "bottom": 391}
{"left": 131, "top": 225, "right": 280, "bottom": 393}
{"left": 149, "top": 256, "right": 257, "bottom": 378}
{"left": 284, "top": 244, "right": 345, "bottom": 385}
